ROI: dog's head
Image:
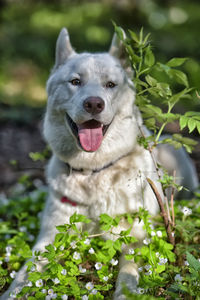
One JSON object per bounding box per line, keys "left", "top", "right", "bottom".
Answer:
{"left": 44, "top": 28, "right": 139, "bottom": 169}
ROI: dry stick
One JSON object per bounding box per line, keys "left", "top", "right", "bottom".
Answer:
{"left": 147, "top": 178, "right": 175, "bottom": 246}
{"left": 170, "top": 170, "right": 176, "bottom": 227}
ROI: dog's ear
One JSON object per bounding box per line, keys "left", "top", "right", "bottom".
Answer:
{"left": 109, "top": 31, "right": 133, "bottom": 79}
{"left": 55, "top": 28, "right": 76, "bottom": 68}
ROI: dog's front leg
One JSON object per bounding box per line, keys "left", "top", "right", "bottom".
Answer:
{"left": 114, "top": 245, "right": 139, "bottom": 300}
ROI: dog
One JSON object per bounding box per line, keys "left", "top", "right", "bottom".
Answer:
{"left": 1, "top": 28, "right": 198, "bottom": 300}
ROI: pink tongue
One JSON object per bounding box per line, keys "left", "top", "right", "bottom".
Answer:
{"left": 77, "top": 120, "right": 103, "bottom": 152}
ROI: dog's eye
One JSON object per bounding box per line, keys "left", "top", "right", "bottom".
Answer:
{"left": 70, "top": 78, "right": 81, "bottom": 86}
{"left": 106, "top": 81, "right": 116, "bottom": 88}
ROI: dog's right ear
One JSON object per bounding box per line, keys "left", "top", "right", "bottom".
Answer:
{"left": 55, "top": 28, "right": 76, "bottom": 68}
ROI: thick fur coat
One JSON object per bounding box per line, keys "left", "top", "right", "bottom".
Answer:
{"left": 1, "top": 28, "right": 198, "bottom": 300}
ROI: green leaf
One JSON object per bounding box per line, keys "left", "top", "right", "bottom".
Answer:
{"left": 186, "top": 252, "right": 200, "bottom": 271}
{"left": 128, "top": 29, "right": 139, "bottom": 43}
{"left": 169, "top": 69, "right": 188, "bottom": 87}
{"left": 166, "top": 57, "right": 187, "bottom": 67}
{"left": 179, "top": 116, "right": 188, "bottom": 130}
{"left": 144, "top": 46, "right": 155, "bottom": 67}
{"left": 188, "top": 118, "right": 196, "bottom": 133}
{"left": 145, "top": 75, "right": 157, "bottom": 87}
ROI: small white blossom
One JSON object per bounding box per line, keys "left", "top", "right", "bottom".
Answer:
{"left": 136, "top": 287, "right": 145, "bottom": 294}
{"left": 151, "top": 231, "right": 156, "bottom": 237}
{"left": 60, "top": 245, "right": 64, "bottom": 251}
{"left": 145, "top": 270, "right": 152, "bottom": 276}
{"left": 0, "top": 261, "right": 2, "bottom": 265}
{"left": 89, "top": 247, "right": 95, "bottom": 254}
{"left": 184, "top": 260, "right": 189, "bottom": 266}
{"left": 155, "top": 252, "right": 160, "bottom": 257}
{"left": 52, "top": 278, "right": 60, "bottom": 284}
{"left": 28, "top": 234, "right": 35, "bottom": 242}
{"left": 30, "top": 266, "right": 36, "bottom": 272}
{"left": 6, "top": 246, "right": 12, "bottom": 253}
{"left": 86, "top": 282, "right": 94, "bottom": 291}
{"left": 84, "top": 238, "right": 90, "bottom": 245}
{"left": 54, "top": 246, "right": 57, "bottom": 251}
{"left": 36, "top": 279, "right": 43, "bottom": 287}
{"left": 19, "top": 226, "right": 27, "bottom": 232}
{"left": 10, "top": 271, "right": 16, "bottom": 279}
{"left": 5, "top": 256, "right": 10, "bottom": 262}
{"left": 29, "top": 222, "right": 36, "bottom": 229}
{"left": 144, "top": 264, "right": 151, "bottom": 271}
{"left": 149, "top": 224, "right": 154, "bottom": 230}
{"left": 52, "top": 294, "right": 57, "bottom": 299}
{"left": 128, "top": 248, "right": 135, "bottom": 255}
{"left": 91, "top": 289, "right": 97, "bottom": 295}
{"left": 45, "top": 296, "right": 51, "bottom": 300}
{"left": 181, "top": 206, "right": 192, "bottom": 216}
{"left": 48, "top": 289, "right": 54, "bottom": 295}
{"left": 95, "top": 262, "right": 102, "bottom": 270}
{"left": 110, "top": 258, "right": 118, "bottom": 266}
{"left": 158, "top": 258, "right": 168, "bottom": 265}
{"left": 61, "top": 268, "right": 67, "bottom": 275}
{"left": 6, "top": 252, "right": 11, "bottom": 257}
{"left": 26, "top": 281, "right": 33, "bottom": 287}
{"left": 70, "top": 241, "right": 77, "bottom": 249}
{"left": 61, "top": 295, "right": 68, "bottom": 300}
{"left": 175, "top": 274, "right": 183, "bottom": 282}
{"left": 42, "top": 289, "right": 47, "bottom": 294}
{"left": 156, "top": 230, "right": 162, "bottom": 237}
{"left": 103, "top": 276, "right": 109, "bottom": 281}
{"left": 73, "top": 251, "right": 81, "bottom": 260}
{"left": 143, "top": 238, "right": 151, "bottom": 245}
{"left": 82, "top": 296, "right": 88, "bottom": 300}
{"left": 138, "top": 267, "right": 143, "bottom": 272}
{"left": 79, "top": 265, "right": 86, "bottom": 273}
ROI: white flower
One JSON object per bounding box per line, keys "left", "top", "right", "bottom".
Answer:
{"left": 54, "top": 246, "right": 57, "bottom": 251}
{"left": 84, "top": 238, "right": 90, "bottom": 245}
{"left": 29, "top": 222, "right": 36, "bottom": 229}
{"left": 10, "top": 271, "right": 16, "bottom": 279}
{"left": 30, "top": 266, "right": 36, "bottom": 272}
{"left": 28, "top": 234, "right": 35, "bottom": 242}
{"left": 48, "top": 289, "right": 54, "bottom": 295}
{"left": 86, "top": 282, "right": 94, "bottom": 291}
{"left": 70, "top": 241, "right": 77, "bottom": 249}
{"left": 95, "top": 262, "right": 102, "bottom": 270}
{"left": 45, "top": 296, "right": 51, "bottom": 300}
{"left": 155, "top": 252, "right": 160, "bottom": 257}
{"left": 149, "top": 224, "right": 154, "bottom": 230}
{"left": 128, "top": 248, "right": 135, "bottom": 255}
{"left": 60, "top": 245, "right": 65, "bottom": 251}
{"left": 103, "top": 276, "right": 109, "bottom": 281}
{"left": 52, "top": 278, "right": 60, "bottom": 284}
{"left": 26, "top": 281, "right": 33, "bottom": 287}
{"left": 138, "top": 267, "right": 143, "bottom": 272}
{"left": 110, "top": 258, "right": 118, "bottom": 266}
{"left": 91, "top": 289, "right": 97, "bottom": 295}
{"left": 184, "top": 260, "right": 189, "bottom": 266}
{"left": 73, "top": 251, "right": 81, "bottom": 260}
{"left": 79, "top": 265, "right": 86, "bottom": 273}
{"left": 6, "top": 252, "right": 11, "bottom": 257}
{"left": 144, "top": 264, "right": 151, "bottom": 271}
{"left": 61, "top": 268, "right": 67, "bottom": 275}
{"left": 151, "top": 231, "right": 156, "bottom": 237}
{"left": 42, "top": 289, "right": 47, "bottom": 294}
{"left": 136, "top": 287, "right": 145, "bottom": 294}
{"left": 175, "top": 274, "right": 183, "bottom": 282}
{"left": 5, "top": 257, "right": 10, "bottom": 262}
{"left": 145, "top": 270, "right": 152, "bottom": 276}
{"left": 89, "top": 247, "right": 95, "bottom": 254}
{"left": 19, "top": 226, "right": 27, "bottom": 232}
{"left": 143, "top": 238, "right": 151, "bottom": 245}
{"left": 6, "top": 246, "right": 12, "bottom": 253}
{"left": 158, "top": 258, "right": 168, "bottom": 265}
{"left": 0, "top": 261, "right": 2, "bottom": 265}
{"left": 61, "top": 295, "right": 68, "bottom": 300}
{"left": 156, "top": 231, "right": 162, "bottom": 237}
{"left": 82, "top": 296, "right": 88, "bottom": 300}
{"left": 181, "top": 206, "right": 192, "bottom": 216}
{"left": 36, "top": 279, "right": 43, "bottom": 287}
{"left": 52, "top": 294, "right": 57, "bottom": 299}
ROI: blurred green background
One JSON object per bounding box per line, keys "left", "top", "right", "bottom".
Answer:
{"left": 0, "top": 0, "right": 200, "bottom": 113}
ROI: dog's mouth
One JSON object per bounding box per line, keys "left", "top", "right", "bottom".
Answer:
{"left": 66, "top": 114, "right": 110, "bottom": 152}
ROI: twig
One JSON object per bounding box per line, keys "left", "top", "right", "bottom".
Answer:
{"left": 147, "top": 177, "right": 175, "bottom": 246}
{"left": 170, "top": 170, "right": 176, "bottom": 227}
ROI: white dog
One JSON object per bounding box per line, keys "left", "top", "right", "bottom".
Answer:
{"left": 1, "top": 28, "right": 198, "bottom": 300}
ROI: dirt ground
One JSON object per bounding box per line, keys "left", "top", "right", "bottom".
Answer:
{"left": 0, "top": 120, "right": 200, "bottom": 192}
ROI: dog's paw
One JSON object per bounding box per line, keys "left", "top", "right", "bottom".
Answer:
{"left": 113, "top": 272, "right": 138, "bottom": 300}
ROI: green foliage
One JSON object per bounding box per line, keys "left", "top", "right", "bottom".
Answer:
{"left": 114, "top": 24, "right": 199, "bottom": 154}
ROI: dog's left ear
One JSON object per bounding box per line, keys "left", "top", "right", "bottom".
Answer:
{"left": 55, "top": 28, "right": 76, "bottom": 68}
{"left": 109, "top": 31, "right": 133, "bottom": 79}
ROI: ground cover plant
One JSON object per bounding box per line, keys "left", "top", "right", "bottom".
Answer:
{"left": 0, "top": 26, "right": 200, "bottom": 299}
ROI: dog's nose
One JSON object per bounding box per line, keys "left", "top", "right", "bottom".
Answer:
{"left": 83, "top": 97, "right": 105, "bottom": 114}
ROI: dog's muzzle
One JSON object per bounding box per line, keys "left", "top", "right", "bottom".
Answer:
{"left": 66, "top": 97, "right": 111, "bottom": 152}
